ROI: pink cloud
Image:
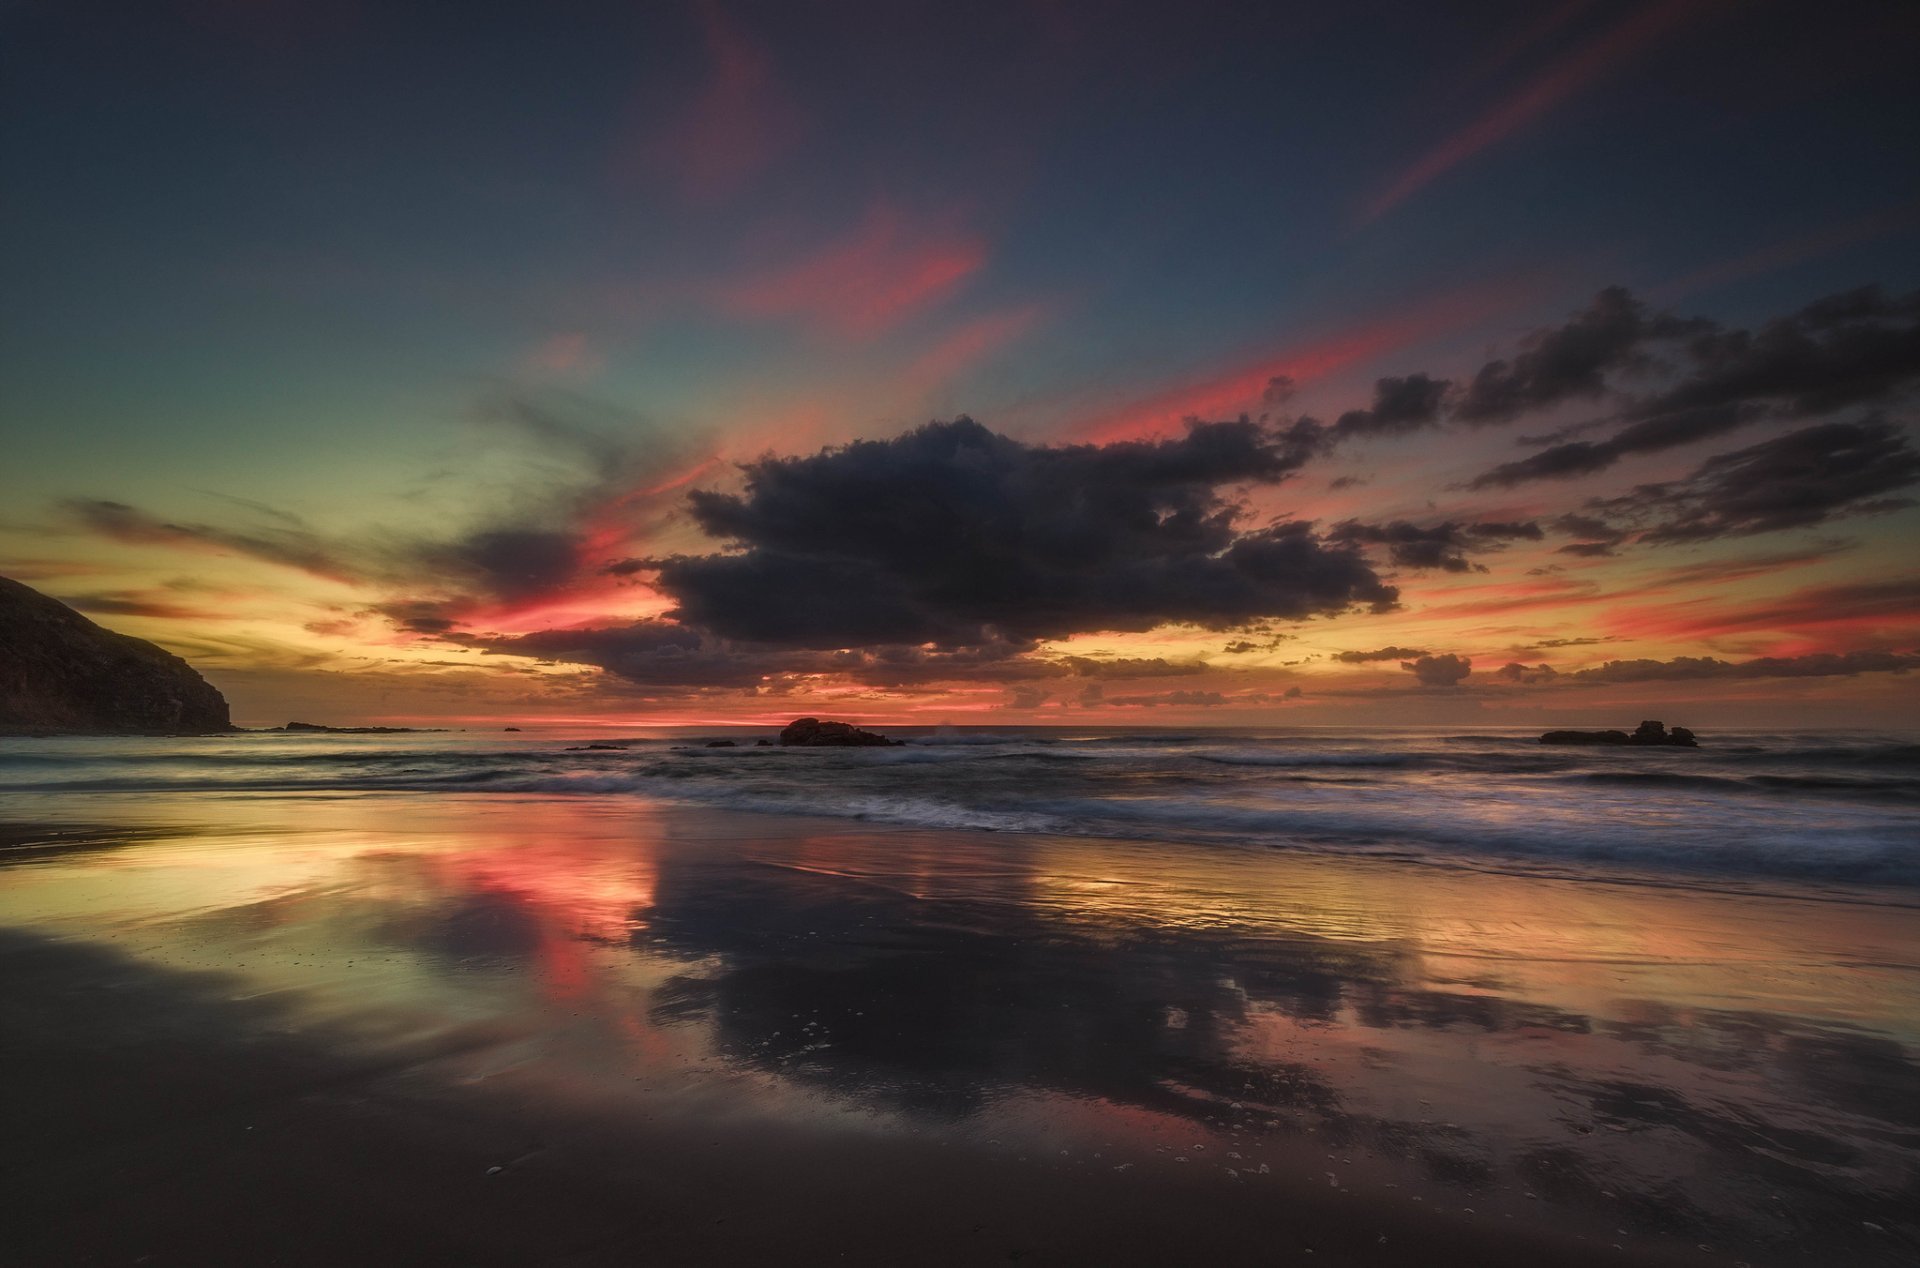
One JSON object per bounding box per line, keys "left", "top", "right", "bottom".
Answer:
{"left": 1359, "top": 0, "right": 1719, "bottom": 225}
{"left": 522, "top": 332, "right": 602, "bottom": 377}
{"left": 713, "top": 201, "right": 989, "bottom": 339}
{"left": 632, "top": 2, "right": 803, "bottom": 204}
{"left": 1066, "top": 272, "right": 1544, "bottom": 444}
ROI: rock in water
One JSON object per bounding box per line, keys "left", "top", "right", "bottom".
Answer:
{"left": 0, "top": 574, "right": 230, "bottom": 734}
{"left": 1540, "top": 720, "right": 1700, "bottom": 747}
{"left": 778, "top": 717, "right": 902, "bottom": 747}
{"left": 1539, "top": 729, "right": 1632, "bottom": 746}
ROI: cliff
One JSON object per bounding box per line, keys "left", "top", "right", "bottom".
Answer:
{"left": 0, "top": 575, "right": 231, "bottom": 734}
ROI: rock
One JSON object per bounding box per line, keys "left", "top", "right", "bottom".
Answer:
{"left": 0, "top": 574, "right": 230, "bottom": 734}
{"left": 503, "top": 726, "right": 521, "bottom": 732}
{"left": 778, "top": 717, "right": 902, "bottom": 747}
{"left": 277, "top": 721, "right": 433, "bottom": 734}
{"left": 704, "top": 739, "right": 738, "bottom": 748}
{"left": 1541, "top": 720, "right": 1700, "bottom": 747}
{"left": 755, "top": 738, "right": 773, "bottom": 747}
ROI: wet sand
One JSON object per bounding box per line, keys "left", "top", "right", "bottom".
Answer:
{"left": 2, "top": 794, "right": 1915, "bottom": 1266}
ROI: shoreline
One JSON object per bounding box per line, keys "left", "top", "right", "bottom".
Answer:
{"left": 2, "top": 797, "right": 1916, "bottom": 1266}
{"left": 1, "top": 929, "right": 1703, "bottom": 1268}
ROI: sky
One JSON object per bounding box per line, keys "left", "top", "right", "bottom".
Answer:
{"left": 3, "top": 0, "right": 1918, "bottom": 728}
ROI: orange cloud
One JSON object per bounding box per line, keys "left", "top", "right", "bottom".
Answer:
{"left": 1599, "top": 576, "right": 1920, "bottom": 646}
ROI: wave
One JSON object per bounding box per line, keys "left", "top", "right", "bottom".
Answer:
{"left": 4, "top": 729, "right": 1915, "bottom": 890}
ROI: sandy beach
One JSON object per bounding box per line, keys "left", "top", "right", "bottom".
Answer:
{"left": 3, "top": 789, "right": 1915, "bottom": 1267}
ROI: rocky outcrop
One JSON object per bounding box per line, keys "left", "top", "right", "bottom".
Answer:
{"left": 1541, "top": 720, "right": 1699, "bottom": 747}
{"left": 0, "top": 575, "right": 230, "bottom": 734}
{"left": 778, "top": 717, "right": 902, "bottom": 747}
{"left": 275, "top": 722, "right": 434, "bottom": 734}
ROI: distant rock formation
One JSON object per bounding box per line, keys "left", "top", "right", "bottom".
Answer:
{"left": 0, "top": 574, "right": 230, "bottom": 735}
{"left": 275, "top": 722, "right": 436, "bottom": 734}
{"left": 704, "top": 739, "right": 738, "bottom": 748}
{"left": 1541, "top": 720, "right": 1699, "bottom": 747}
{"left": 779, "top": 717, "right": 902, "bottom": 747}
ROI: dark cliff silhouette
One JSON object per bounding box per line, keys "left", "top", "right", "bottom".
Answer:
{"left": 0, "top": 575, "right": 229, "bottom": 734}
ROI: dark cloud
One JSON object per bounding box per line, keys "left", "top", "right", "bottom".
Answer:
{"left": 478, "top": 623, "right": 1224, "bottom": 697}
{"left": 426, "top": 528, "right": 583, "bottom": 602}
{"left": 1328, "top": 518, "right": 1540, "bottom": 573}
{"left": 63, "top": 499, "right": 351, "bottom": 580}
{"left": 1401, "top": 653, "right": 1471, "bottom": 687}
{"left": 1468, "top": 285, "right": 1920, "bottom": 487}
{"left": 58, "top": 591, "right": 223, "bottom": 621}
{"left": 1332, "top": 373, "right": 1451, "bottom": 439}
{"left": 653, "top": 417, "right": 1391, "bottom": 648}
{"left": 1586, "top": 419, "right": 1920, "bottom": 543}
{"left": 1059, "top": 656, "right": 1207, "bottom": 679}
{"left": 1651, "top": 542, "right": 1854, "bottom": 587}
{"left": 1453, "top": 287, "right": 1706, "bottom": 425}
{"left": 1104, "top": 690, "right": 1229, "bottom": 708}
{"left": 480, "top": 621, "right": 1054, "bottom": 694}
{"left": 1551, "top": 513, "right": 1625, "bottom": 543}
{"left": 1557, "top": 541, "right": 1617, "bottom": 557}
{"left": 1469, "top": 403, "right": 1764, "bottom": 488}
{"left": 63, "top": 389, "right": 713, "bottom": 625}
{"left": 1333, "top": 646, "right": 1429, "bottom": 663}
{"left": 1501, "top": 650, "right": 1920, "bottom": 686}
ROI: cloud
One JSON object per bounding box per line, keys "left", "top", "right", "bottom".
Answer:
{"left": 1453, "top": 286, "right": 1712, "bottom": 424}
{"left": 479, "top": 621, "right": 1063, "bottom": 695}
{"left": 631, "top": 2, "right": 803, "bottom": 204}
{"left": 1598, "top": 576, "right": 1920, "bottom": 644}
{"left": 1059, "top": 656, "right": 1208, "bottom": 679}
{"left": 712, "top": 201, "right": 987, "bottom": 338}
{"left": 62, "top": 499, "right": 353, "bottom": 582}
{"left": 1331, "top": 373, "right": 1451, "bottom": 439}
{"left": 1502, "top": 649, "right": 1920, "bottom": 686}
{"left": 651, "top": 417, "right": 1392, "bottom": 648}
{"left": 1401, "top": 653, "right": 1472, "bottom": 687}
{"left": 1586, "top": 418, "right": 1920, "bottom": 543}
{"left": 64, "top": 389, "right": 716, "bottom": 627}
{"left": 1103, "top": 690, "right": 1229, "bottom": 708}
{"left": 57, "top": 591, "right": 227, "bottom": 622}
{"left": 1334, "top": 646, "right": 1430, "bottom": 663}
{"left": 1469, "top": 285, "right": 1920, "bottom": 486}
{"left": 1328, "top": 518, "right": 1541, "bottom": 573}
{"left": 1358, "top": 0, "right": 1717, "bottom": 223}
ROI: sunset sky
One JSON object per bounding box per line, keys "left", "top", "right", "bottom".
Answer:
{"left": 3, "top": 0, "right": 1917, "bottom": 727}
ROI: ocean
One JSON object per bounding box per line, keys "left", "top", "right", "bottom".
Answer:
{"left": 3, "top": 726, "right": 1918, "bottom": 1265}
{"left": 4, "top": 726, "right": 1916, "bottom": 891}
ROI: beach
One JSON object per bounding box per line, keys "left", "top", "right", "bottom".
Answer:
{"left": 2, "top": 731, "right": 1917, "bottom": 1266}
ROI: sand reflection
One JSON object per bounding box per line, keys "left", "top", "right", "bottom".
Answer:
{"left": 1, "top": 792, "right": 1915, "bottom": 1264}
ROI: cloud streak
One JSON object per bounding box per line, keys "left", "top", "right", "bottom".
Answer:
{"left": 1360, "top": 0, "right": 1718, "bottom": 223}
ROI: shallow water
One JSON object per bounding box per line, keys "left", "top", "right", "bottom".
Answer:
{"left": 2, "top": 774, "right": 1917, "bottom": 1265}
